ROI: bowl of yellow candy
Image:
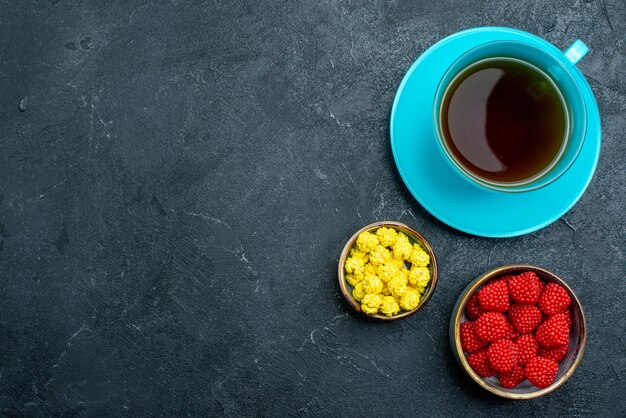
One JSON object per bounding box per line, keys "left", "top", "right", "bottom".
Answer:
{"left": 338, "top": 221, "right": 438, "bottom": 320}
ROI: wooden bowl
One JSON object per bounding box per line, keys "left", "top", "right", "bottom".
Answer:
{"left": 338, "top": 221, "right": 438, "bottom": 321}
{"left": 449, "top": 265, "right": 587, "bottom": 399}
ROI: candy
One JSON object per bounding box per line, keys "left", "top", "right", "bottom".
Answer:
{"left": 345, "top": 228, "right": 431, "bottom": 316}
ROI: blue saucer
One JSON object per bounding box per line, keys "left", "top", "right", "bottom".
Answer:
{"left": 390, "top": 27, "right": 601, "bottom": 238}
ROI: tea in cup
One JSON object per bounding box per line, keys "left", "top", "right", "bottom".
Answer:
{"left": 433, "top": 40, "right": 589, "bottom": 192}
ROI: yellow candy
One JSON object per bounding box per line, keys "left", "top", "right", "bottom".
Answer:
{"left": 350, "top": 248, "right": 368, "bottom": 258}
{"left": 369, "top": 245, "right": 391, "bottom": 266}
{"left": 356, "top": 231, "right": 379, "bottom": 253}
{"left": 396, "top": 232, "right": 411, "bottom": 244}
{"left": 392, "top": 237, "right": 413, "bottom": 261}
{"left": 392, "top": 258, "right": 405, "bottom": 269}
{"left": 375, "top": 227, "right": 398, "bottom": 247}
{"left": 392, "top": 285, "right": 408, "bottom": 298}
{"left": 352, "top": 282, "right": 366, "bottom": 301}
{"left": 346, "top": 273, "right": 362, "bottom": 287}
{"left": 345, "top": 227, "right": 431, "bottom": 317}
{"left": 399, "top": 287, "right": 421, "bottom": 311}
{"left": 344, "top": 257, "right": 365, "bottom": 274}
{"left": 363, "top": 274, "right": 383, "bottom": 294}
{"left": 350, "top": 248, "right": 369, "bottom": 263}
{"left": 409, "top": 243, "right": 430, "bottom": 267}
{"left": 364, "top": 263, "right": 377, "bottom": 275}
{"left": 387, "top": 272, "right": 408, "bottom": 298}
{"left": 381, "top": 282, "right": 391, "bottom": 295}
{"left": 397, "top": 232, "right": 410, "bottom": 243}
{"left": 409, "top": 265, "right": 430, "bottom": 289}
{"left": 394, "top": 268, "right": 410, "bottom": 281}
{"left": 380, "top": 295, "right": 400, "bottom": 316}
{"left": 361, "top": 293, "right": 383, "bottom": 314}
{"left": 377, "top": 261, "right": 401, "bottom": 283}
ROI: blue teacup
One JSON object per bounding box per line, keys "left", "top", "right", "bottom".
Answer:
{"left": 433, "top": 39, "right": 589, "bottom": 193}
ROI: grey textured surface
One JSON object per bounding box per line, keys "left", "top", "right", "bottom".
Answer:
{"left": 1, "top": 0, "right": 625, "bottom": 416}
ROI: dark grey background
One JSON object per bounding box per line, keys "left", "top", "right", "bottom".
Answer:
{"left": 1, "top": 0, "right": 625, "bottom": 416}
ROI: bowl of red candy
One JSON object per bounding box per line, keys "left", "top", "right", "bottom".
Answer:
{"left": 450, "top": 265, "right": 586, "bottom": 399}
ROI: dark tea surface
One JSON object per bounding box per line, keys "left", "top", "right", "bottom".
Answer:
{"left": 441, "top": 58, "right": 568, "bottom": 184}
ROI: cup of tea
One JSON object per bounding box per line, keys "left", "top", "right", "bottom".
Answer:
{"left": 433, "top": 39, "right": 589, "bottom": 193}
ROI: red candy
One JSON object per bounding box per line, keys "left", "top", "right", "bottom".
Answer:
{"left": 460, "top": 321, "right": 488, "bottom": 353}
{"left": 488, "top": 339, "right": 518, "bottom": 373}
{"left": 509, "top": 304, "right": 542, "bottom": 334}
{"left": 498, "top": 365, "right": 525, "bottom": 389}
{"left": 538, "top": 283, "right": 571, "bottom": 315}
{"left": 467, "top": 349, "right": 495, "bottom": 378}
{"left": 474, "top": 312, "right": 509, "bottom": 342}
{"left": 516, "top": 334, "right": 539, "bottom": 366}
{"left": 462, "top": 272, "right": 573, "bottom": 389}
{"left": 477, "top": 280, "right": 510, "bottom": 313}
{"left": 525, "top": 356, "right": 559, "bottom": 388}
{"left": 507, "top": 271, "right": 542, "bottom": 304}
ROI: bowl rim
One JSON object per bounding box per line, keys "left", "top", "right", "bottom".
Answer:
{"left": 337, "top": 221, "right": 439, "bottom": 321}
{"left": 451, "top": 264, "right": 587, "bottom": 399}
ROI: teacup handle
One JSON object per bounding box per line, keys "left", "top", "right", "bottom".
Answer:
{"left": 564, "top": 40, "right": 589, "bottom": 65}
